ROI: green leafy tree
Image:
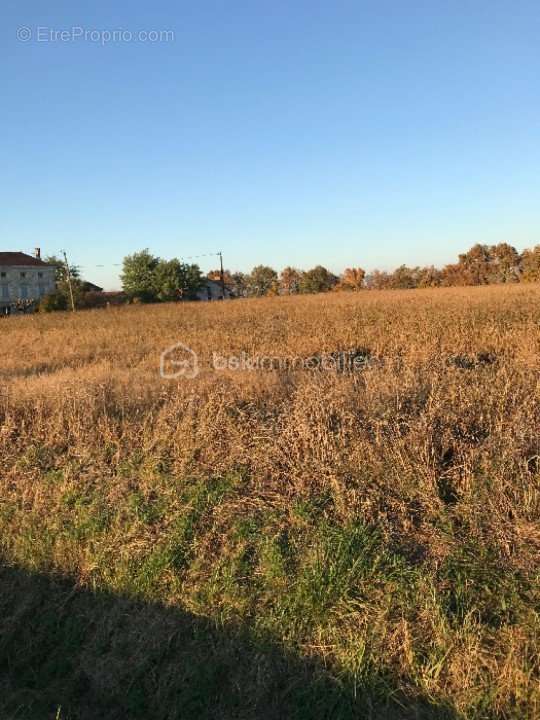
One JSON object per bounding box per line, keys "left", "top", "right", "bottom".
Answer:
{"left": 182, "top": 263, "right": 205, "bottom": 299}
{"left": 300, "top": 265, "right": 338, "bottom": 294}
{"left": 157, "top": 260, "right": 205, "bottom": 301}
{"left": 121, "top": 250, "right": 160, "bottom": 302}
{"left": 44, "top": 255, "right": 80, "bottom": 284}
{"left": 230, "top": 272, "right": 249, "bottom": 298}
{"left": 42, "top": 254, "right": 84, "bottom": 309}
{"left": 38, "top": 291, "right": 69, "bottom": 312}
{"left": 154, "top": 259, "right": 185, "bottom": 301}
{"left": 247, "top": 265, "right": 278, "bottom": 296}
{"left": 389, "top": 265, "right": 419, "bottom": 289}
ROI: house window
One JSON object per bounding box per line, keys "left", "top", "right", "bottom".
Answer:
{"left": 38, "top": 272, "right": 43, "bottom": 278}
{"left": 20, "top": 285, "right": 28, "bottom": 299}
{"left": 20, "top": 272, "right": 26, "bottom": 278}
{"left": 0, "top": 272, "right": 6, "bottom": 278}
{"left": 38, "top": 284, "right": 46, "bottom": 297}
{"left": 1, "top": 285, "right": 8, "bottom": 299}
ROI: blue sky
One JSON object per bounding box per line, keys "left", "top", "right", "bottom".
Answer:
{"left": 2, "top": 1, "right": 539, "bottom": 289}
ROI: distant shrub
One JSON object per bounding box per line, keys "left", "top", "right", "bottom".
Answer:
{"left": 77, "top": 292, "right": 108, "bottom": 310}
{"left": 39, "top": 292, "right": 68, "bottom": 312}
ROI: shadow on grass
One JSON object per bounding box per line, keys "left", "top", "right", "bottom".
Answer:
{"left": 0, "top": 563, "right": 459, "bottom": 720}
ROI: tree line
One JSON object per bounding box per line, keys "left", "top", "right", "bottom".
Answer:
{"left": 120, "top": 243, "right": 540, "bottom": 304}
{"left": 38, "top": 242, "right": 540, "bottom": 311}
{"left": 208, "top": 243, "right": 540, "bottom": 297}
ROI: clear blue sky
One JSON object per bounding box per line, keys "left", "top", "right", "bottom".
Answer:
{"left": 2, "top": 1, "right": 539, "bottom": 289}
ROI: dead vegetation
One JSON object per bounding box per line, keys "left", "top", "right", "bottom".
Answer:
{"left": 0, "top": 284, "right": 539, "bottom": 719}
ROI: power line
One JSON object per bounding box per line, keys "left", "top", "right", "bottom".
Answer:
{"left": 14, "top": 249, "right": 226, "bottom": 274}
{"left": 181, "top": 252, "right": 222, "bottom": 260}
{"left": 75, "top": 252, "right": 224, "bottom": 269}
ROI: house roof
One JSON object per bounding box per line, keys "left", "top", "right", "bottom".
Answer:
{"left": 81, "top": 281, "right": 104, "bottom": 293}
{"left": 0, "top": 252, "right": 54, "bottom": 268}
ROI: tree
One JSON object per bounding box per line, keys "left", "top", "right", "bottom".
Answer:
{"left": 43, "top": 254, "right": 84, "bottom": 308}
{"left": 416, "top": 266, "right": 442, "bottom": 288}
{"left": 154, "top": 259, "right": 204, "bottom": 301}
{"left": 364, "top": 270, "right": 392, "bottom": 290}
{"left": 154, "top": 259, "right": 182, "bottom": 301}
{"left": 44, "top": 255, "right": 80, "bottom": 284}
{"left": 520, "top": 246, "right": 540, "bottom": 282}
{"left": 247, "top": 265, "right": 278, "bottom": 296}
{"left": 440, "top": 263, "right": 463, "bottom": 287}
{"left": 181, "top": 263, "right": 205, "bottom": 299}
{"left": 300, "top": 265, "right": 338, "bottom": 294}
{"left": 38, "top": 291, "right": 68, "bottom": 312}
{"left": 279, "top": 267, "right": 303, "bottom": 295}
{"left": 456, "top": 244, "right": 492, "bottom": 285}
{"left": 338, "top": 267, "right": 365, "bottom": 291}
{"left": 389, "top": 265, "right": 419, "bottom": 289}
{"left": 441, "top": 244, "right": 520, "bottom": 286}
{"left": 489, "top": 243, "right": 520, "bottom": 283}
{"left": 230, "top": 272, "right": 249, "bottom": 298}
{"left": 121, "top": 250, "right": 159, "bottom": 302}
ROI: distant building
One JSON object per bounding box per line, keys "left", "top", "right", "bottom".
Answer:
{"left": 80, "top": 280, "right": 104, "bottom": 293}
{"left": 196, "top": 279, "right": 233, "bottom": 301}
{"left": 0, "top": 249, "right": 56, "bottom": 314}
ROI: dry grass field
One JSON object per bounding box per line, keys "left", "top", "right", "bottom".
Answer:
{"left": 1, "top": 284, "right": 539, "bottom": 719}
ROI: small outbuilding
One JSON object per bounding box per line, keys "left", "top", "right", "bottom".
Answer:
{"left": 196, "top": 279, "right": 233, "bottom": 301}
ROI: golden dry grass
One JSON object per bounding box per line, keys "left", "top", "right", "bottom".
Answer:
{"left": 1, "top": 284, "right": 539, "bottom": 719}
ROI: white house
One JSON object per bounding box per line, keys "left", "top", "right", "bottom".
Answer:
{"left": 0, "top": 250, "right": 56, "bottom": 313}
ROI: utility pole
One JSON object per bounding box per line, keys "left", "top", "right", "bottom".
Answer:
{"left": 62, "top": 250, "right": 76, "bottom": 312}
{"left": 218, "top": 251, "right": 226, "bottom": 299}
